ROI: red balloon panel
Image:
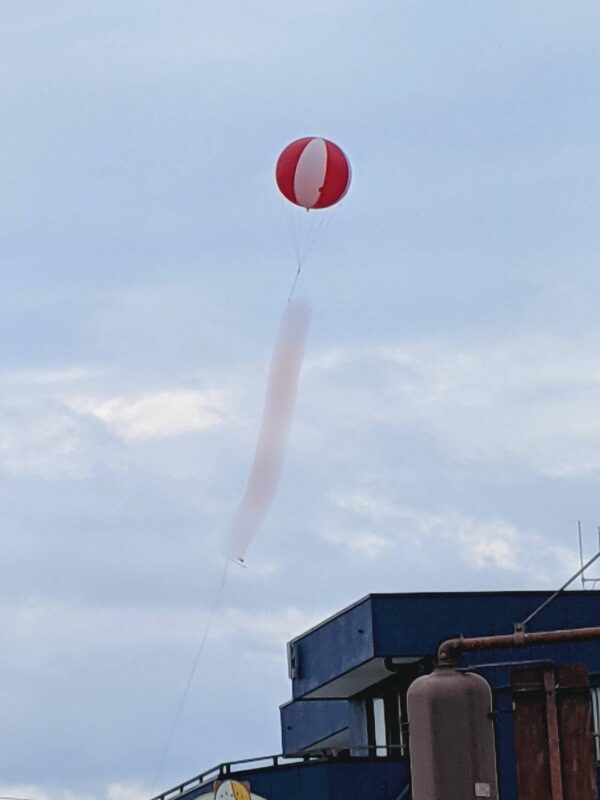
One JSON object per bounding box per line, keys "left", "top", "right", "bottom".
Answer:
{"left": 275, "top": 137, "right": 351, "bottom": 210}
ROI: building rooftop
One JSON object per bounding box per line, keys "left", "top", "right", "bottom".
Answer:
{"left": 154, "top": 590, "right": 600, "bottom": 800}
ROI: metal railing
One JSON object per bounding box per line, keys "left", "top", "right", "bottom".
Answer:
{"left": 150, "top": 744, "right": 409, "bottom": 800}
{"left": 150, "top": 753, "right": 327, "bottom": 800}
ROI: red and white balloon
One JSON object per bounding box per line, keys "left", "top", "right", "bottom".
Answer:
{"left": 275, "top": 137, "right": 351, "bottom": 210}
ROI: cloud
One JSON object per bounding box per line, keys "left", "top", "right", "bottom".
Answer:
{"left": 0, "top": 400, "right": 118, "bottom": 479}
{"left": 217, "top": 606, "right": 325, "bottom": 650}
{"left": 0, "top": 367, "right": 99, "bottom": 386}
{"left": 0, "top": 368, "right": 117, "bottom": 478}
{"left": 0, "top": 367, "right": 236, "bottom": 481}
{"left": 303, "top": 336, "right": 600, "bottom": 478}
{"left": 325, "top": 488, "right": 578, "bottom": 579}
{"left": 69, "top": 389, "right": 229, "bottom": 441}
{"left": 2, "top": 0, "right": 600, "bottom": 791}
{"left": 0, "top": 598, "right": 322, "bottom": 658}
{"left": 320, "top": 526, "right": 392, "bottom": 559}
{"left": 0, "top": 783, "right": 150, "bottom": 800}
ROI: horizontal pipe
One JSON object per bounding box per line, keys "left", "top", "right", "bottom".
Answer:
{"left": 437, "top": 625, "right": 600, "bottom": 666}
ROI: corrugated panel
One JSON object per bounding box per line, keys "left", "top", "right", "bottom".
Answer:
{"left": 512, "top": 664, "right": 598, "bottom": 800}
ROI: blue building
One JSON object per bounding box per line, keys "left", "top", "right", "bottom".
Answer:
{"left": 152, "top": 591, "right": 600, "bottom": 800}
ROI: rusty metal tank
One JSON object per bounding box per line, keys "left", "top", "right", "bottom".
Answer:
{"left": 407, "top": 667, "right": 499, "bottom": 800}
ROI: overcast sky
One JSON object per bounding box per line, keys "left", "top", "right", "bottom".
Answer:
{"left": 2, "top": 1, "right": 600, "bottom": 798}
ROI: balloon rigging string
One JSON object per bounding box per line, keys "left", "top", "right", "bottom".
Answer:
{"left": 151, "top": 559, "right": 230, "bottom": 791}
{"left": 285, "top": 205, "right": 339, "bottom": 302}
{"left": 281, "top": 202, "right": 302, "bottom": 269}
{"left": 287, "top": 262, "right": 302, "bottom": 302}
{"left": 298, "top": 207, "right": 333, "bottom": 264}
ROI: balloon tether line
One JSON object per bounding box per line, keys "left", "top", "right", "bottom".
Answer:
{"left": 287, "top": 259, "right": 302, "bottom": 302}
{"left": 151, "top": 559, "right": 230, "bottom": 790}
{"left": 286, "top": 204, "right": 339, "bottom": 302}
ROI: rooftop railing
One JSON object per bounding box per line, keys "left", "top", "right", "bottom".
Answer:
{"left": 149, "top": 745, "right": 408, "bottom": 800}
{"left": 150, "top": 753, "right": 326, "bottom": 800}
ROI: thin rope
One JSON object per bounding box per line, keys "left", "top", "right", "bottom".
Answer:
{"left": 281, "top": 202, "right": 302, "bottom": 268}
{"left": 285, "top": 205, "right": 340, "bottom": 302}
{"left": 287, "top": 260, "right": 302, "bottom": 302}
{"left": 307, "top": 204, "right": 338, "bottom": 259}
{"left": 297, "top": 209, "right": 326, "bottom": 265}
{"left": 151, "top": 560, "right": 230, "bottom": 790}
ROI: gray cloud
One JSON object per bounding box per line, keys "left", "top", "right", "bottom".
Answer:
{"left": 2, "top": 0, "right": 600, "bottom": 796}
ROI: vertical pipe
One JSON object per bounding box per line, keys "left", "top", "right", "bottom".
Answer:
{"left": 543, "top": 665, "right": 564, "bottom": 800}
{"left": 579, "top": 521, "right": 585, "bottom": 587}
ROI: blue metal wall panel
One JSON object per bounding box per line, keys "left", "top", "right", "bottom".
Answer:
{"left": 280, "top": 700, "right": 349, "bottom": 755}
{"left": 370, "top": 592, "right": 570, "bottom": 655}
{"left": 374, "top": 591, "right": 600, "bottom": 657}
{"left": 194, "top": 760, "right": 410, "bottom": 800}
{"left": 494, "top": 687, "right": 518, "bottom": 800}
{"left": 323, "top": 760, "right": 410, "bottom": 800}
{"left": 291, "top": 597, "right": 374, "bottom": 699}
{"left": 290, "top": 592, "right": 600, "bottom": 700}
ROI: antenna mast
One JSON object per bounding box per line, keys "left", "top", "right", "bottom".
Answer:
{"left": 577, "top": 520, "right": 600, "bottom": 588}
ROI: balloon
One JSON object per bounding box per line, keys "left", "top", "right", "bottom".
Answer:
{"left": 275, "top": 137, "right": 351, "bottom": 210}
{"left": 215, "top": 780, "right": 252, "bottom": 800}
{"left": 224, "top": 299, "right": 311, "bottom": 565}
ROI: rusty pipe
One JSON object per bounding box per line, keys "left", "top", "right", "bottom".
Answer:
{"left": 437, "top": 625, "right": 600, "bottom": 666}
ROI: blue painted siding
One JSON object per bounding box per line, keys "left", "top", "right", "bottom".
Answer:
{"left": 371, "top": 591, "right": 600, "bottom": 656}
{"left": 191, "top": 760, "right": 410, "bottom": 800}
{"left": 280, "top": 700, "right": 349, "bottom": 754}
{"left": 493, "top": 688, "right": 519, "bottom": 800}
{"left": 291, "top": 597, "right": 375, "bottom": 699}
{"left": 291, "top": 592, "right": 600, "bottom": 700}
{"left": 246, "top": 760, "right": 409, "bottom": 800}
{"left": 279, "top": 591, "right": 600, "bottom": 798}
